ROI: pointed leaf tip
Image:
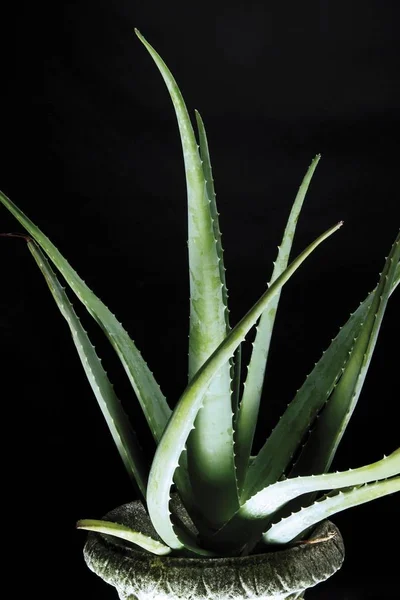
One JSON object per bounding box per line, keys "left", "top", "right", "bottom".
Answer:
{"left": 76, "top": 519, "right": 172, "bottom": 556}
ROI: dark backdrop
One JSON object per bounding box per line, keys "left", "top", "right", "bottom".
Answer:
{"left": 1, "top": 2, "right": 399, "bottom": 598}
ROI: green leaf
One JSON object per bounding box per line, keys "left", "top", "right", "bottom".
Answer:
{"left": 292, "top": 231, "right": 400, "bottom": 478}
{"left": 243, "top": 448, "right": 399, "bottom": 518}
{"left": 135, "top": 30, "right": 238, "bottom": 525}
{"left": 243, "top": 292, "right": 372, "bottom": 498}
{"left": 146, "top": 221, "right": 343, "bottom": 551}
{"left": 243, "top": 231, "right": 400, "bottom": 500}
{"left": 195, "top": 110, "right": 240, "bottom": 411}
{"left": 262, "top": 477, "right": 400, "bottom": 545}
{"left": 208, "top": 449, "right": 399, "bottom": 551}
{"left": 76, "top": 519, "right": 172, "bottom": 556}
{"left": 27, "top": 241, "right": 148, "bottom": 499}
{"left": 235, "top": 155, "right": 321, "bottom": 495}
{"left": 195, "top": 110, "right": 230, "bottom": 333}
{"left": 0, "top": 190, "right": 198, "bottom": 519}
{"left": 393, "top": 259, "right": 400, "bottom": 289}
{"left": 0, "top": 190, "right": 170, "bottom": 442}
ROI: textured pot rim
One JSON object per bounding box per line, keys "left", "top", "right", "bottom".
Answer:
{"left": 83, "top": 499, "right": 345, "bottom": 599}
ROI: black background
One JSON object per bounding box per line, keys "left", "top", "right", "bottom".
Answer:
{"left": 1, "top": 2, "right": 399, "bottom": 598}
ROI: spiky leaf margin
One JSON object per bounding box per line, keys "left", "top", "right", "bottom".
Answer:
{"left": 135, "top": 29, "right": 238, "bottom": 526}
{"left": 235, "top": 155, "right": 321, "bottom": 494}
{"left": 263, "top": 477, "right": 400, "bottom": 545}
{"left": 243, "top": 232, "right": 399, "bottom": 499}
{"left": 146, "top": 222, "right": 342, "bottom": 551}
{"left": 28, "top": 240, "right": 148, "bottom": 498}
{"left": 76, "top": 519, "right": 171, "bottom": 556}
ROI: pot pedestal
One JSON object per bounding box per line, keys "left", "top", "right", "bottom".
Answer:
{"left": 83, "top": 499, "right": 344, "bottom": 600}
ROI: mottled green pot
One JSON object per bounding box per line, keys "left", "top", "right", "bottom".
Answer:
{"left": 83, "top": 499, "right": 344, "bottom": 600}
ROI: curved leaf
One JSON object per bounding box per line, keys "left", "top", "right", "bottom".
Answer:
{"left": 291, "top": 231, "right": 399, "bottom": 478}
{"left": 262, "top": 477, "right": 400, "bottom": 545}
{"left": 0, "top": 190, "right": 170, "bottom": 442}
{"left": 243, "top": 448, "right": 399, "bottom": 519}
{"left": 136, "top": 30, "right": 238, "bottom": 525}
{"left": 208, "top": 449, "right": 399, "bottom": 551}
{"left": 235, "top": 155, "right": 321, "bottom": 495}
{"left": 243, "top": 231, "right": 400, "bottom": 499}
{"left": 195, "top": 110, "right": 230, "bottom": 332}
{"left": 146, "top": 221, "right": 343, "bottom": 550}
{"left": 28, "top": 241, "right": 148, "bottom": 499}
{"left": 76, "top": 519, "right": 172, "bottom": 556}
{"left": 0, "top": 191, "right": 198, "bottom": 517}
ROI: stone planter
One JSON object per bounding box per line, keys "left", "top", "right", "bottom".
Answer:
{"left": 83, "top": 499, "right": 345, "bottom": 600}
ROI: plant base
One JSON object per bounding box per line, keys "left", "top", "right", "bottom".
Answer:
{"left": 83, "top": 499, "right": 344, "bottom": 600}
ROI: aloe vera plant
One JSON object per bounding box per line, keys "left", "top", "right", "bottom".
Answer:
{"left": 1, "top": 30, "right": 399, "bottom": 563}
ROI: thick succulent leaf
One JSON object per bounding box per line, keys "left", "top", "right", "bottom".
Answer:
{"left": 235, "top": 155, "right": 321, "bottom": 495}
{"left": 0, "top": 190, "right": 196, "bottom": 516}
{"left": 0, "top": 189, "right": 170, "bottom": 442}
{"left": 242, "top": 448, "right": 399, "bottom": 518}
{"left": 195, "top": 110, "right": 241, "bottom": 412}
{"left": 146, "top": 222, "right": 342, "bottom": 550}
{"left": 289, "top": 256, "right": 400, "bottom": 485}
{"left": 76, "top": 519, "right": 172, "bottom": 555}
{"left": 189, "top": 111, "right": 238, "bottom": 522}
{"left": 28, "top": 241, "right": 148, "bottom": 499}
{"left": 208, "top": 449, "right": 399, "bottom": 551}
{"left": 243, "top": 293, "right": 372, "bottom": 498}
{"left": 135, "top": 29, "right": 229, "bottom": 375}
{"left": 195, "top": 110, "right": 230, "bottom": 332}
{"left": 262, "top": 477, "right": 400, "bottom": 545}
{"left": 0, "top": 194, "right": 201, "bottom": 545}
{"left": 195, "top": 109, "right": 241, "bottom": 413}
{"left": 231, "top": 346, "right": 243, "bottom": 416}
{"left": 290, "top": 230, "right": 400, "bottom": 478}
{"left": 393, "top": 260, "right": 400, "bottom": 288}
{"left": 243, "top": 231, "right": 400, "bottom": 500}
{"left": 135, "top": 30, "right": 237, "bottom": 525}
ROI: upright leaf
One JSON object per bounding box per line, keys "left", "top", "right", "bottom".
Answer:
{"left": 136, "top": 29, "right": 238, "bottom": 525}
{"left": 146, "top": 222, "right": 342, "bottom": 550}
{"left": 195, "top": 110, "right": 242, "bottom": 414}
{"left": 291, "top": 231, "right": 399, "bottom": 478}
{"left": 242, "top": 232, "right": 399, "bottom": 500}
{"left": 235, "top": 156, "right": 321, "bottom": 495}
{"left": 195, "top": 110, "right": 230, "bottom": 331}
